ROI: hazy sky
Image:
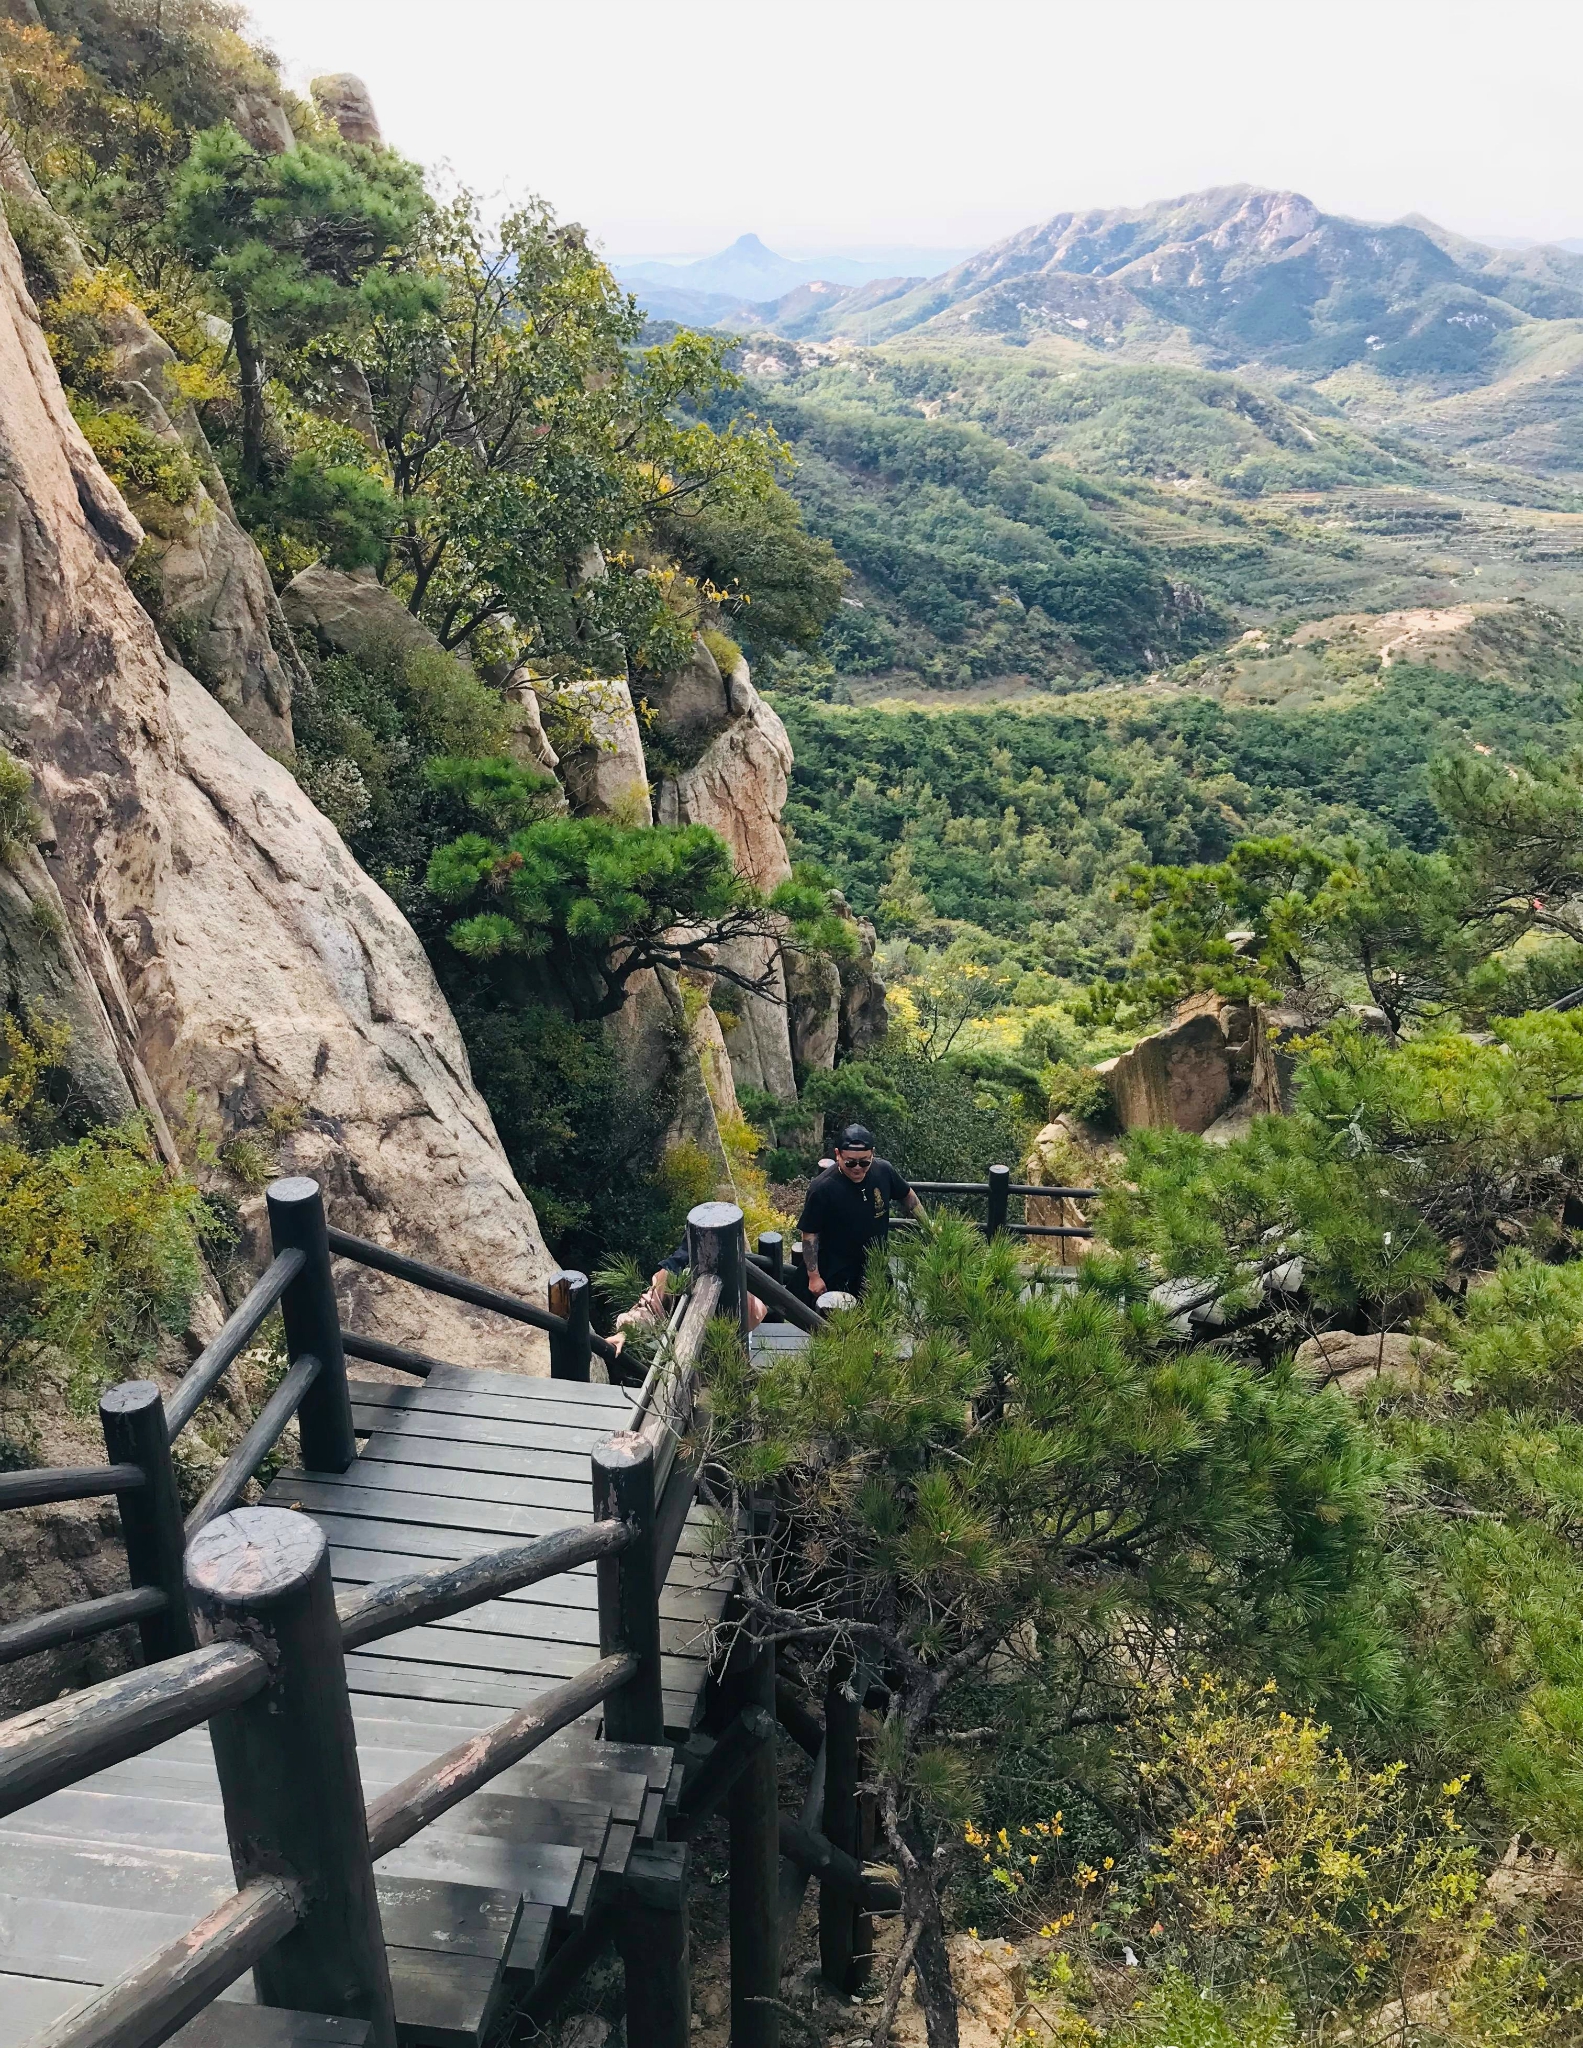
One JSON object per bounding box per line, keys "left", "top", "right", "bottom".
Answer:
{"left": 241, "top": 0, "right": 1583, "bottom": 258}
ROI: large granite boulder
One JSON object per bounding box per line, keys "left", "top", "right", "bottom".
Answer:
{"left": 545, "top": 679, "right": 652, "bottom": 823}
{"left": 639, "top": 635, "right": 733, "bottom": 759}
{"left": 311, "top": 73, "right": 384, "bottom": 146}
{"left": 0, "top": 209, "right": 556, "bottom": 1370}
{"left": 1098, "top": 993, "right": 1255, "bottom": 1135}
{"left": 280, "top": 563, "right": 440, "bottom": 668}
{"left": 786, "top": 946, "right": 842, "bottom": 1078}
{"left": 838, "top": 915, "right": 889, "bottom": 1059}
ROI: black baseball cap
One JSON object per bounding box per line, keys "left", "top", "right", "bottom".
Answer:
{"left": 837, "top": 1125, "right": 875, "bottom": 1150}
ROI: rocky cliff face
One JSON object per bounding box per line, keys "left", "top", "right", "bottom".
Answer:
{"left": 0, "top": 211, "right": 556, "bottom": 1368}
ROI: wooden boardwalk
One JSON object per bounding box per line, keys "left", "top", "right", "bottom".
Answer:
{"left": 0, "top": 1365, "right": 730, "bottom": 2048}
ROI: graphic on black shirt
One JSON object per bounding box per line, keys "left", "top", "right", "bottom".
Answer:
{"left": 796, "top": 1159, "right": 912, "bottom": 1296}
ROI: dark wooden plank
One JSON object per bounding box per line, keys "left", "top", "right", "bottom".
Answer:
{"left": 387, "top": 1946, "right": 504, "bottom": 2048}
{"left": 503, "top": 1905, "right": 552, "bottom": 1980}
{"left": 376, "top": 1878, "right": 520, "bottom": 1961}
{"left": 0, "top": 1831, "right": 233, "bottom": 1916}
{"left": 348, "top": 1623, "right": 706, "bottom": 1701}
{"left": 7, "top": 1789, "right": 229, "bottom": 1857}
{"left": 345, "top": 1651, "right": 696, "bottom": 1726}
{"left": 171, "top": 2008, "right": 371, "bottom": 2048}
{"left": 264, "top": 1476, "right": 581, "bottom": 1542}
{"left": 420, "top": 1364, "right": 633, "bottom": 1408}
{"left": 600, "top": 1820, "right": 637, "bottom": 1877}
{"left": 0, "top": 1894, "right": 195, "bottom": 1984}
{"left": 327, "top": 1543, "right": 724, "bottom": 1625}
{"left": 350, "top": 1405, "right": 618, "bottom": 1455}
{"left": 375, "top": 1832, "right": 583, "bottom": 1910}
{"left": 640, "top": 1787, "right": 665, "bottom": 1839}
{"left": 0, "top": 1973, "right": 94, "bottom": 2043}
{"left": 349, "top": 1383, "right": 628, "bottom": 1429}
{"left": 360, "top": 1432, "right": 594, "bottom": 1484}
{"left": 311, "top": 1456, "right": 595, "bottom": 1516}
{"left": 348, "top": 1603, "right": 709, "bottom": 1666}
{"left": 566, "top": 1857, "right": 597, "bottom": 1925}
{"left": 351, "top": 1405, "right": 620, "bottom": 1455}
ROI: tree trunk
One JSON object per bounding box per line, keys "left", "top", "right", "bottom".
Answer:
{"left": 892, "top": 1812, "right": 958, "bottom": 2048}
{"left": 233, "top": 302, "right": 268, "bottom": 488}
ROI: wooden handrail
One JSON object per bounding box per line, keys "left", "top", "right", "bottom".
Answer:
{"left": 343, "top": 1328, "right": 443, "bottom": 1377}
{"left": 908, "top": 1180, "right": 1100, "bottom": 1198}
{"left": 28, "top": 1876, "right": 303, "bottom": 2048}
{"left": 0, "top": 1462, "right": 144, "bottom": 1512}
{"left": 744, "top": 1261, "right": 827, "bottom": 1334}
{"left": 184, "top": 1349, "right": 323, "bottom": 1537}
{"left": 0, "top": 1585, "right": 166, "bottom": 1670}
{"left": 0, "top": 1639, "right": 266, "bottom": 1817}
{"left": 326, "top": 1225, "right": 619, "bottom": 1368}
{"left": 337, "top": 1518, "right": 630, "bottom": 1649}
{"left": 366, "top": 1649, "right": 639, "bottom": 1857}
{"left": 164, "top": 1248, "right": 306, "bottom": 1438}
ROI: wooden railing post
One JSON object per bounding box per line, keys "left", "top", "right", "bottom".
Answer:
{"left": 592, "top": 1433, "right": 665, "bottom": 1744}
{"left": 547, "top": 1270, "right": 593, "bottom": 1381}
{"left": 819, "top": 1651, "right": 862, "bottom": 1991}
{"left": 730, "top": 1628, "right": 780, "bottom": 2048}
{"left": 688, "top": 1200, "right": 748, "bottom": 1337}
{"left": 757, "top": 1232, "right": 783, "bottom": 1324}
{"left": 619, "top": 1841, "right": 691, "bottom": 2048}
{"left": 99, "top": 1381, "right": 194, "bottom": 1662}
{"left": 986, "top": 1163, "right": 1011, "bottom": 1239}
{"left": 266, "top": 1176, "right": 355, "bottom": 1473}
{"left": 187, "top": 1506, "right": 396, "bottom": 2047}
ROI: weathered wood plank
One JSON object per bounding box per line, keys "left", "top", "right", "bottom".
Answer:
{"left": 344, "top": 1652, "right": 696, "bottom": 1727}
{"left": 502, "top": 1905, "right": 552, "bottom": 1981}
{"left": 0, "top": 1974, "right": 97, "bottom": 2044}
{"left": 385, "top": 1948, "right": 504, "bottom": 2048}
{"left": 170, "top": 2009, "right": 371, "bottom": 2048}
{"left": 375, "top": 1832, "right": 583, "bottom": 1910}
{"left": 350, "top": 1407, "right": 618, "bottom": 1455}
{"left": 327, "top": 1543, "right": 724, "bottom": 1625}
{"left": 308, "top": 1456, "right": 595, "bottom": 1516}
{"left": 416, "top": 1364, "right": 633, "bottom": 1408}
{"left": 349, "top": 1383, "right": 628, "bottom": 1428}
{"left": 358, "top": 1433, "right": 590, "bottom": 1483}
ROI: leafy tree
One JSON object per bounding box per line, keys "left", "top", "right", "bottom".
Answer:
{"left": 351, "top": 198, "right": 800, "bottom": 665}
{"left": 422, "top": 757, "right": 841, "bottom": 1020}
{"left": 704, "top": 1218, "right": 1388, "bottom": 2046}
{"left": 167, "top": 122, "right": 428, "bottom": 482}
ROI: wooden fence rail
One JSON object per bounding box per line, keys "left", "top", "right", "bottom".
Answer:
{"left": 0, "top": 1188, "right": 750, "bottom": 2048}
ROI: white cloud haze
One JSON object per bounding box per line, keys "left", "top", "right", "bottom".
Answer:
{"left": 241, "top": 0, "right": 1583, "bottom": 256}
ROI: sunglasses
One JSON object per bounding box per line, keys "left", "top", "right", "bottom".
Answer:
{"left": 837, "top": 1153, "right": 874, "bottom": 1169}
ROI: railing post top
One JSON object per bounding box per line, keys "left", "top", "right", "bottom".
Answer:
{"left": 186, "top": 1506, "right": 328, "bottom": 1614}
{"left": 688, "top": 1200, "right": 744, "bottom": 1234}
{"left": 266, "top": 1175, "right": 322, "bottom": 1213}
{"left": 98, "top": 1379, "right": 161, "bottom": 1420}
{"left": 758, "top": 1231, "right": 782, "bottom": 1249}
{"left": 989, "top": 1164, "right": 1010, "bottom": 1179}
{"left": 594, "top": 1429, "right": 655, "bottom": 1478}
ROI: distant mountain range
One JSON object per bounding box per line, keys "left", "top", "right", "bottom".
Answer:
{"left": 623, "top": 190, "right": 1583, "bottom": 389}
{"left": 612, "top": 233, "right": 976, "bottom": 328}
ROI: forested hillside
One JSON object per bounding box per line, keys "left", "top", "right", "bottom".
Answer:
{"left": 16, "top": 13, "right": 1583, "bottom": 2047}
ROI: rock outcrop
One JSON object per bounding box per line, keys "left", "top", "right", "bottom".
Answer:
{"left": 547, "top": 679, "right": 653, "bottom": 823}
{"left": 0, "top": 211, "right": 556, "bottom": 1368}
{"left": 311, "top": 73, "right": 384, "bottom": 147}
{"left": 653, "top": 666, "right": 800, "bottom": 1101}
{"left": 1294, "top": 1329, "right": 1452, "bottom": 1396}
{"left": 640, "top": 634, "right": 735, "bottom": 759}
{"left": 0, "top": 181, "right": 303, "bottom": 756}
{"left": 1096, "top": 993, "right": 1255, "bottom": 1135}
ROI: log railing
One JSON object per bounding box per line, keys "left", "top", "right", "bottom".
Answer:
{"left": 0, "top": 1170, "right": 635, "bottom": 1674}
{"left": 0, "top": 1195, "right": 749, "bottom": 2048}
{"left": 908, "top": 1162, "right": 1100, "bottom": 1240}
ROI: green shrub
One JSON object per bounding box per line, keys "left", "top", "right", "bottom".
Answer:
{"left": 1, "top": 1011, "right": 215, "bottom": 1413}
{"left": 701, "top": 625, "right": 743, "bottom": 678}
{"left": 70, "top": 399, "right": 199, "bottom": 506}
{"left": 0, "top": 750, "right": 39, "bottom": 865}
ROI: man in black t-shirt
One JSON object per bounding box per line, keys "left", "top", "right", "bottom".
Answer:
{"left": 798, "top": 1125, "right": 924, "bottom": 1302}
